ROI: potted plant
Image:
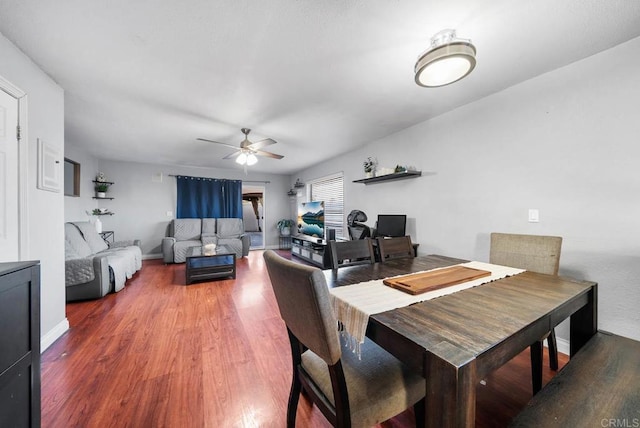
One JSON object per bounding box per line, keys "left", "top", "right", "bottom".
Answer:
{"left": 277, "top": 219, "right": 295, "bottom": 236}
{"left": 363, "top": 157, "right": 376, "bottom": 178}
{"left": 95, "top": 182, "right": 109, "bottom": 198}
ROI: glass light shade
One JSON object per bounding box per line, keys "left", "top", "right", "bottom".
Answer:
{"left": 246, "top": 153, "right": 258, "bottom": 166}
{"left": 415, "top": 40, "right": 476, "bottom": 87}
{"left": 236, "top": 152, "right": 248, "bottom": 165}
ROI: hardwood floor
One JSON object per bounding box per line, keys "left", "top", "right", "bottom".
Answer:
{"left": 42, "top": 250, "right": 567, "bottom": 427}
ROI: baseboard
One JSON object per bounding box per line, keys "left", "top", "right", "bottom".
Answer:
{"left": 555, "top": 336, "right": 570, "bottom": 356}
{"left": 143, "top": 253, "right": 163, "bottom": 260}
{"left": 41, "top": 318, "right": 70, "bottom": 352}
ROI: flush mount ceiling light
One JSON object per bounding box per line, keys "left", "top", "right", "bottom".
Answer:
{"left": 414, "top": 29, "right": 476, "bottom": 88}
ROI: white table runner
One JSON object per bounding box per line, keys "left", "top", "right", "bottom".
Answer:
{"left": 329, "top": 261, "right": 525, "bottom": 353}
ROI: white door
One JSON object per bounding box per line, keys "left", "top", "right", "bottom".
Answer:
{"left": 0, "top": 88, "right": 19, "bottom": 261}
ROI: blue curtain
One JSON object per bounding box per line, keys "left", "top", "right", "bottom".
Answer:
{"left": 176, "top": 176, "right": 242, "bottom": 219}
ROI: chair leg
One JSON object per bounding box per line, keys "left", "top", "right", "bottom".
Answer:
{"left": 530, "top": 340, "right": 543, "bottom": 394}
{"left": 286, "top": 369, "right": 302, "bottom": 428}
{"left": 413, "top": 398, "right": 425, "bottom": 428}
{"left": 547, "top": 329, "right": 559, "bottom": 370}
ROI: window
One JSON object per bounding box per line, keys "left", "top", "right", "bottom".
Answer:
{"left": 309, "top": 172, "right": 345, "bottom": 239}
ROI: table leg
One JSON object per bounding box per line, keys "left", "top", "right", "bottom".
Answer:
{"left": 570, "top": 283, "right": 598, "bottom": 356}
{"left": 425, "top": 348, "right": 477, "bottom": 428}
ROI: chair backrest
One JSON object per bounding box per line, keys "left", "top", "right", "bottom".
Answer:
{"left": 490, "top": 233, "right": 562, "bottom": 275}
{"left": 347, "top": 224, "right": 371, "bottom": 240}
{"left": 377, "top": 236, "right": 414, "bottom": 262}
{"left": 263, "top": 250, "right": 341, "bottom": 365}
{"left": 329, "top": 238, "right": 375, "bottom": 270}
{"left": 173, "top": 218, "right": 202, "bottom": 241}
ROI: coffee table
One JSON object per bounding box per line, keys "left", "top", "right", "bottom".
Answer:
{"left": 185, "top": 245, "right": 236, "bottom": 285}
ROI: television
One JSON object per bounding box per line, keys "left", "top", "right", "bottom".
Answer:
{"left": 375, "top": 214, "right": 406, "bottom": 238}
{"left": 297, "top": 201, "right": 325, "bottom": 239}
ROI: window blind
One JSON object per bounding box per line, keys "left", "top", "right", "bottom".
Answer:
{"left": 309, "top": 172, "right": 345, "bottom": 239}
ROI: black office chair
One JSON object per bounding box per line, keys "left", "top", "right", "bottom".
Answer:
{"left": 346, "top": 210, "right": 371, "bottom": 240}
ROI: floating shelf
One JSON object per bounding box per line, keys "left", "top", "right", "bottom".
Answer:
{"left": 92, "top": 180, "right": 114, "bottom": 185}
{"left": 92, "top": 197, "right": 114, "bottom": 200}
{"left": 353, "top": 170, "right": 422, "bottom": 184}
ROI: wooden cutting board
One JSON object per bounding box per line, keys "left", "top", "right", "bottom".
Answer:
{"left": 383, "top": 266, "right": 492, "bottom": 295}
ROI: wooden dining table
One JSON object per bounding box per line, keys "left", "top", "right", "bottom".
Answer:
{"left": 323, "top": 254, "right": 598, "bottom": 428}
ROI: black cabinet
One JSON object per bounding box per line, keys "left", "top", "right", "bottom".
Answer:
{"left": 291, "top": 236, "right": 330, "bottom": 268}
{"left": 0, "top": 261, "right": 40, "bottom": 428}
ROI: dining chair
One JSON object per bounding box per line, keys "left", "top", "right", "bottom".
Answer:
{"left": 328, "top": 238, "right": 375, "bottom": 270}
{"left": 489, "top": 232, "right": 563, "bottom": 393}
{"left": 263, "top": 250, "right": 426, "bottom": 428}
{"left": 377, "top": 236, "right": 414, "bottom": 262}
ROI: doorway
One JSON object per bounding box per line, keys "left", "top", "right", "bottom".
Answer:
{"left": 242, "top": 184, "right": 265, "bottom": 250}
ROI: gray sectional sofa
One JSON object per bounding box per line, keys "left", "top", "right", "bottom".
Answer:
{"left": 162, "top": 218, "right": 250, "bottom": 263}
{"left": 64, "top": 221, "right": 142, "bottom": 302}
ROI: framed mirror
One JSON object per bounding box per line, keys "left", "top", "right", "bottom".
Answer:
{"left": 64, "top": 158, "right": 81, "bottom": 197}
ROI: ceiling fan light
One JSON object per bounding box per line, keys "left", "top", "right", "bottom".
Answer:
{"left": 246, "top": 153, "right": 258, "bottom": 166}
{"left": 236, "top": 152, "right": 248, "bottom": 165}
{"left": 415, "top": 29, "right": 476, "bottom": 88}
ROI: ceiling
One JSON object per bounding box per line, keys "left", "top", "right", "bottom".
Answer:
{"left": 1, "top": 1, "right": 640, "bottom": 175}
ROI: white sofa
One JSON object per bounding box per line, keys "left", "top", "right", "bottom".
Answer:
{"left": 162, "top": 218, "right": 250, "bottom": 263}
{"left": 65, "top": 222, "right": 142, "bottom": 301}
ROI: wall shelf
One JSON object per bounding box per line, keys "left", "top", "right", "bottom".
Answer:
{"left": 92, "top": 197, "right": 114, "bottom": 200}
{"left": 353, "top": 170, "right": 422, "bottom": 184}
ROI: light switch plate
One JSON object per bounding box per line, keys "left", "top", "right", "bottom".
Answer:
{"left": 528, "top": 209, "right": 539, "bottom": 223}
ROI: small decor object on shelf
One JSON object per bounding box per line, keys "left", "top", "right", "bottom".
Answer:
{"left": 294, "top": 178, "right": 305, "bottom": 188}
{"left": 95, "top": 172, "right": 106, "bottom": 182}
{"left": 277, "top": 219, "right": 295, "bottom": 236}
{"left": 363, "top": 157, "right": 377, "bottom": 178}
{"left": 87, "top": 208, "right": 114, "bottom": 216}
{"left": 95, "top": 182, "right": 109, "bottom": 198}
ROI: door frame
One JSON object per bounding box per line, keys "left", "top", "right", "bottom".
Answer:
{"left": 0, "top": 75, "right": 29, "bottom": 260}
{"left": 242, "top": 184, "right": 266, "bottom": 250}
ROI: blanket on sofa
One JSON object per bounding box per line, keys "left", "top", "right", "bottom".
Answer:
{"left": 72, "top": 221, "right": 142, "bottom": 292}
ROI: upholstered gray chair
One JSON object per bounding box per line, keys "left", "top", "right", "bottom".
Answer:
{"left": 328, "top": 238, "right": 375, "bottom": 270}
{"left": 263, "top": 250, "right": 426, "bottom": 428}
{"left": 377, "top": 236, "right": 414, "bottom": 262}
{"left": 490, "top": 232, "right": 562, "bottom": 393}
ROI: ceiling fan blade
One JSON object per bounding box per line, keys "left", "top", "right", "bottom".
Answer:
{"left": 197, "top": 138, "right": 239, "bottom": 149}
{"left": 223, "top": 150, "right": 242, "bottom": 160}
{"left": 247, "top": 138, "right": 277, "bottom": 150}
{"left": 254, "top": 149, "right": 284, "bottom": 160}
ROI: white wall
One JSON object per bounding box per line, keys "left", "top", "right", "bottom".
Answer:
{"left": 0, "top": 32, "right": 68, "bottom": 349}
{"left": 63, "top": 158, "right": 293, "bottom": 256}
{"left": 294, "top": 36, "right": 640, "bottom": 342}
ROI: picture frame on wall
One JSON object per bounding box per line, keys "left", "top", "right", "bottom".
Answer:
{"left": 37, "top": 138, "right": 61, "bottom": 192}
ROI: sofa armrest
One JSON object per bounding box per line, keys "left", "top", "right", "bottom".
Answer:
{"left": 162, "top": 237, "right": 176, "bottom": 263}
{"left": 65, "top": 254, "right": 111, "bottom": 302}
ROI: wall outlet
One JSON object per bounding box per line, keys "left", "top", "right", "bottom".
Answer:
{"left": 166, "top": 211, "right": 173, "bottom": 217}
{"left": 528, "top": 209, "right": 539, "bottom": 223}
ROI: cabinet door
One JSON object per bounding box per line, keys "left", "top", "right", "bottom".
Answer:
{"left": 0, "top": 263, "right": 40, "bottom": 428}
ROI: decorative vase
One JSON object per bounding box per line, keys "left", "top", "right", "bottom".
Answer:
{"left": 94, "top": 217, "right": 102, "bottom": 233}
{"left": 96, "top": 192, "right": 106, "bottom": 198}
{"left": 281, "top": 227, "right": 291, "bottom": 237}
{"left": 365, "top": 171, "right": 373, "bottom": 179}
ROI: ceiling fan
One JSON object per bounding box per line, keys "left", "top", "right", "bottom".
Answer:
{"left": 197, "top": 128, "right": 284, "bottom": 166}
